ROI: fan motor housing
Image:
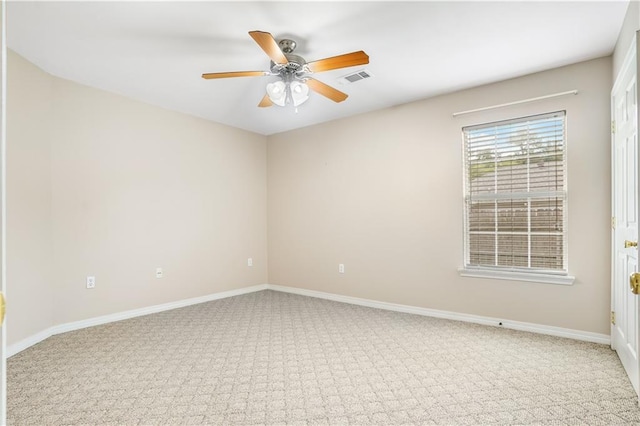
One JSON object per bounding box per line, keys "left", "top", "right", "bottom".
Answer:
{"left": 271, "top": 53, "right": 306, "bottom": 75}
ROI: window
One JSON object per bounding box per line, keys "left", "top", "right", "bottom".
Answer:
{"left": 461, "top": 111, "right": 572, "bottom": 284}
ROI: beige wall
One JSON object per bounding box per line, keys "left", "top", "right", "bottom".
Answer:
{"left": 613, "top": 0, "right": 638, "bottom": 79}
{"left": 7, "top": 48, "right": 615, "bottom": 346}
{"left": 268, "top": 57, "right": 612, "bottom": 335}
{"left": 8, "top": 50, "right": 268, "bottom": 344}
{"left": 7, "top": 51, "right": 54, "bottom": 343}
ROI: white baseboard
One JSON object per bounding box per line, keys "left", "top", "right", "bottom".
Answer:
{"left": 7, "top": 282, "right": 609, "bottom": 358}
{"left": 6, "top": 328, "right": 53, "bottom": 358}
{"left": 266, "top": 284, "right": 611, "bottom": 345}
{"left": 7, "top": 284, "right": 268, "bottom": 358}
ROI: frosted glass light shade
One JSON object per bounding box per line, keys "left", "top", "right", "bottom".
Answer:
{"left": 266, "top": 81, "right": 287, "bottom": 106}
{"left": 290, "top": 81, "right": 310, "bottom": 107}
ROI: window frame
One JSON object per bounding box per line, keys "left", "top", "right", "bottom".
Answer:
{"left": 459, "top": 111, "right": 575, "bottom": 285}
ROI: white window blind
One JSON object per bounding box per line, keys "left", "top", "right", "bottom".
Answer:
{"left": 463, "top": 111, "right": 567, "bottom": 275}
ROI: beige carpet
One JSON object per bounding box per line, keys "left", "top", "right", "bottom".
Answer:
{"left": 7, "top": 290, "right": 640, "bottom": 425}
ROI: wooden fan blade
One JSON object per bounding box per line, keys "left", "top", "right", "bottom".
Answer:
{"left": 249, "top": 30, "right": 288, "bottom": 65}
{"left": 202, "top": 71, "right": 268, "bottom": 79}
{"left": 258, "top": 94, "right": 273, "bottom": 108}
{"left": 306, "top": 78, "right": 348, "bottom": 103}
{"left": 307, "top": 51, "right": 369, "bottom": 73}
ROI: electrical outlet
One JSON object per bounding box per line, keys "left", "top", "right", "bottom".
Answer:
{"left": 86, "top": 276, "right": 96, "bottom": 289}
{"left": 248, "top": 258, "right": 253, "bottom": 267}
{"left": 156, "top": 268, "right": 163, "bottom": 279}
{"left": 339, "top": 264, "right": 345, "bottom": 274}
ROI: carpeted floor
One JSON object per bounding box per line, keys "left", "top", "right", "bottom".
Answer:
{"left": 7, "top": 290, "right": 640, "bottom": 425}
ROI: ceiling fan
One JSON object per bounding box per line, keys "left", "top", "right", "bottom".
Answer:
{"left": 201, "top": 31, "right": 370, "bottom": 108}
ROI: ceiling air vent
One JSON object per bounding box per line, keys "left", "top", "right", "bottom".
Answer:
{"left": 337, "top": 69, "right": 373, "bottom": 85}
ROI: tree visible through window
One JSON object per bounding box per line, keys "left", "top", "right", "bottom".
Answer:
{"left": 463, "top": 111, "right": 567, "bottom": 275}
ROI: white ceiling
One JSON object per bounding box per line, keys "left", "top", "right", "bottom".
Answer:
{"left": 7, "top": 1, "right": 630, "bottom": 136}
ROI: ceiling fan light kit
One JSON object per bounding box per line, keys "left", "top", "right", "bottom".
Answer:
{"left": 202, "top": 30, "right": 369, "bottom": 109}
{"left": 265, "top": 77, "right": 309, "bottom": 108}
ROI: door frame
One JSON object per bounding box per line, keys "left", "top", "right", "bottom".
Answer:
{"left": 1, "top": 0, "right": 7, "bottom": 421}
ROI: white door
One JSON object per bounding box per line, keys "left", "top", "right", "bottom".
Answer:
{"left": 612, "top": 34, "right": 640, "bottom": 398}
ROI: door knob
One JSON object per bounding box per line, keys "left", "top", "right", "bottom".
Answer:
{"left": 631, "top": 273, "right": 640, "bottom": 295}
{"left": 625, "top": 240, "right": 638, "bottom": 248}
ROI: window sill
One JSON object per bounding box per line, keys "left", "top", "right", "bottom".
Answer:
{"left": 458, "top": 267, "right": 575, "bottom": 285}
